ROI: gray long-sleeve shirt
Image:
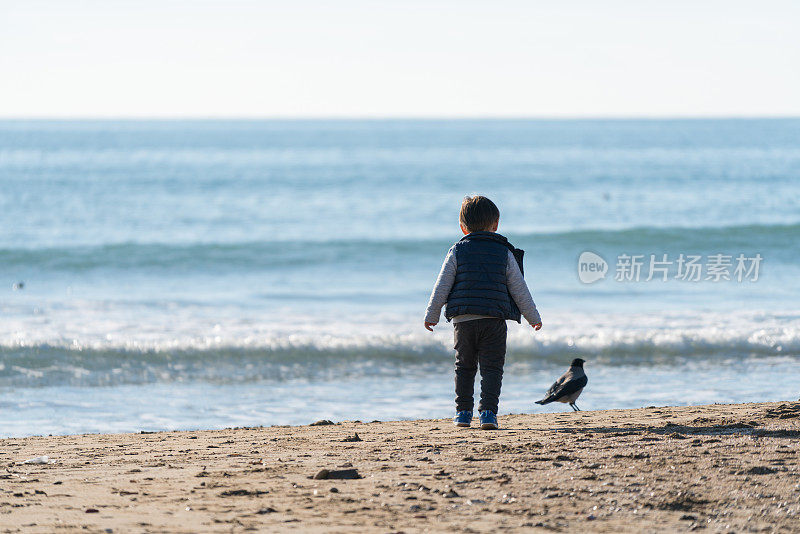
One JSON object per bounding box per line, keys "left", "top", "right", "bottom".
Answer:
{"left": 424, "top": 247, "right": 542, "bottom": 325}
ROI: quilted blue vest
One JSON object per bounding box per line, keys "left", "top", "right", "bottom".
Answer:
{"left": 444, "top": 232, "right": 523, "bottom": 323}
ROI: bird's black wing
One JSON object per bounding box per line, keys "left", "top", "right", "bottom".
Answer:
{"left": 535, "top": 371, "right": 569, "bottom": 404}
{"left": 537, "top": 375, "right": 587, "bottom": 404}
{"left": 544, "top": 374, "right": 568, "bottom": 398}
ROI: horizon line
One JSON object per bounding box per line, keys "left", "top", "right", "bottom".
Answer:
{"left": 1, "top": 114, "right": 799, "bottom": 122}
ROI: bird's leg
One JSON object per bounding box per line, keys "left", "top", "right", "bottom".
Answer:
{"left": 570, "top": 403, "right": 581, "bottom": 412}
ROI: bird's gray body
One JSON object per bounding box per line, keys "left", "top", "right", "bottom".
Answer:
{"left": 536, "top": 359, "right": 587, "bottom": 411}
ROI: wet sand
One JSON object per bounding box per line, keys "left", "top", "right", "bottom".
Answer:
{"left": 1, "top": 401, "right": 799, "bottom": 533}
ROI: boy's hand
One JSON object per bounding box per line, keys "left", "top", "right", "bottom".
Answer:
{"left": 531, "top": 322, "right": 542, "bottom": 331}
{"left": 424, "top": 321, "right": 437, "bottom": 331}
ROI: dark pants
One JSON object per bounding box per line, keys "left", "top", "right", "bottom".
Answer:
{"left": 453, "top": 318, "right": 507, "bottom": 414}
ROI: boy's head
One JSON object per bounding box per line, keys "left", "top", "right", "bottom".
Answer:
{"left": 459, "top": 195, "right": 500, "bottom": 234}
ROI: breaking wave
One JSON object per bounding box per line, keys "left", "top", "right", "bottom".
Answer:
{"left": 1, "top": 221, "right": 797, "bottom": 273}
{"left": 2, "top": 313, "right": 797, "bottom": 388}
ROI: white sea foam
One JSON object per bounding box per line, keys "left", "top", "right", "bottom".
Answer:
{"left": 2, "top": 302, "right": 797, "bottom": 364}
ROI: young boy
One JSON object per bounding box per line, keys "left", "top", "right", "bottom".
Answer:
{"left": 424, "top": 195, "right": 542, "bottom": 430}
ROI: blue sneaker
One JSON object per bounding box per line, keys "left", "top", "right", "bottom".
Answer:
{"left": 454, "top": 410, "right": 473, "bottom": 427}
{"left": 479, "top": 410, "right": 498, "bottom": 430}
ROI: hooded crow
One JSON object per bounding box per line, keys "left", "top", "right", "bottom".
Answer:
{"left": 535, "top": 358, "right": 587, "bottom": 411}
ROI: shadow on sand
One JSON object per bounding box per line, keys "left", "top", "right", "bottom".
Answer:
{"left": 518, "top": 402, "right": 800, "bottom": 439}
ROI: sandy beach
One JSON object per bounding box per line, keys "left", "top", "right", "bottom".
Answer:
{"left": 1, "top": 401, "right": 799, "bottom": 533}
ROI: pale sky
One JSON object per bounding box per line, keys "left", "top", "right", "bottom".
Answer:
{"left": 1, "top": 0, "right": 799, "bottom": 118}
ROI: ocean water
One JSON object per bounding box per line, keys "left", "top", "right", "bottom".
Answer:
{"left": 1, "top": 119, "right": 799, "bottom": 437}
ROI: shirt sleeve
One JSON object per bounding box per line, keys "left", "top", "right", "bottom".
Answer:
{"left": 506, "top": 250, "right": 542, "bottom": 325}
{"left": 424, "top": 248, "right": 457, "bottom": 324}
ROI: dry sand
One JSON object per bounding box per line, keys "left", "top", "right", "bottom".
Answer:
{"left": 1, "top": 401, "right": 799, "bottom": 533}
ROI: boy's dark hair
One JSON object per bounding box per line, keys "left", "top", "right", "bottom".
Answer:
{"left": 460, "top": 195, "right": 500, "bottom": 232}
